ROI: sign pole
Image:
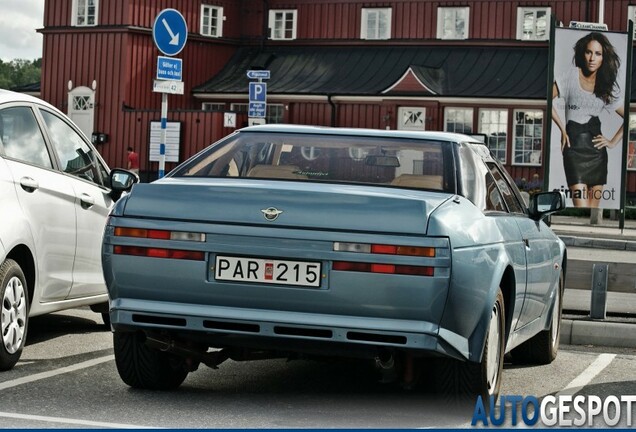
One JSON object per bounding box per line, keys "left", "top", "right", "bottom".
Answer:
{"left": 159, "top": 93, "right": 168, "bottom": 178}
{"left": 152, "top": 8, "right": 187, "bottom": 179}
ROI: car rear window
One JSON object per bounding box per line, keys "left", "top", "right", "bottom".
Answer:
{"left": 171, "top": 131, "right": 454, "bottom": 192}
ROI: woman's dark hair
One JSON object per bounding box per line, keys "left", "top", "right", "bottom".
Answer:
{"left": 573, "top": 32, "right": 621, "bottom": 105}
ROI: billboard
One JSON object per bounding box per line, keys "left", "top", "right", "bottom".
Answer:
{"left": 547, "top": 28, "right": 629, "bottom": 209}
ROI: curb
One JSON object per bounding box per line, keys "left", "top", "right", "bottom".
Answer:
{"left": 560, "top": 318, "right": 636, "bottom": 348}
{"left": 557, "top": 235, "right": 636, "bottom": 251}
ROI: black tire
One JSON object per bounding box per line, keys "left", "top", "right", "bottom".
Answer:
{"left": 435, "top": 289, "right": 505, "bottom": 402}
{"left": 101, "top": 312, "right": 111, "bottom": 329}
{"left": 0, "top": 259, "right": 29, "bottom": 371}
{"left": 511, "top": 271, "right": 564, "bottom": 365}
{"left": 113, "top": 331, "right": 188, "bottom": 390}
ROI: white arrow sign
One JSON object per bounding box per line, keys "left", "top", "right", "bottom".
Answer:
{"left": 162, "top": 18, "right": 180, "bottom": 46}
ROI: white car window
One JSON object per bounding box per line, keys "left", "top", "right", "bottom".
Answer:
{"left": 40, "top": 110, "right": 108, "bottom": 187}
{"left": 0, "top": 106, "right": 53, "bottom": 168}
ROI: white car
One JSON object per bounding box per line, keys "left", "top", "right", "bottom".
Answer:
{"left": 0, "top": 89, "right": 136, "bottom": 370}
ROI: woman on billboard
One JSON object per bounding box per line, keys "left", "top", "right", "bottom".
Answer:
{"left": 552, "top": 32, "right": 624, "bottom": 208}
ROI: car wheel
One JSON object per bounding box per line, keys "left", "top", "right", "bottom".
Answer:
{"left": 512, "top": 271, "right": 563, "bottom": 365}
{"left": 113, "top": 331, "right": 188, "bottom": 390}
{"left": 0, "top": 259, "right": 29, "bottom": 371}
{"left": 435, "top": 288, "right": 505, "bottom": 401}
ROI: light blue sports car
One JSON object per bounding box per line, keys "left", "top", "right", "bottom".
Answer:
{"left": 102, "top": 125, "right": 566, "bottom": 398}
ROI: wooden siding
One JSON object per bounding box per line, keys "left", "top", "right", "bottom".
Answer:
{"left": 267, "top": 0, "right": 631, "bottom": 40}
{"left": 115, "top": 110, "right": 247, "bottom": 177}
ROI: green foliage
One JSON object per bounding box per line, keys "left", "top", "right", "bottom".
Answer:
{"left": 0, "top": 58, "right": 41, "bottom": 90}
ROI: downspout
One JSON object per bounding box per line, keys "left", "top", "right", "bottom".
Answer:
{"left": 328, "top": 94, "right": 337, "bottom": 127}
{"left": 261, "top": 0, "right": 269, "bottom": 50}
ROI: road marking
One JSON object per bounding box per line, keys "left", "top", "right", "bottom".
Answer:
{"left": 0, "top": 411, "right": 156, "bottom": 429}
{"left": 558, "top": 353, "right": 616, "bottom": 396}
{"left": 0, "top": 355, "right": 114, "bottom": 390}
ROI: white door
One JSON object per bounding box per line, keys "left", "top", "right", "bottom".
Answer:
{"left": 67, "top": 86, "right": 95, "bottom": 139}
{"left": 38, "top": 108, "right": 113, "bottom": 299}
{"left": 0, "top": 105, "right": 77, "bottom": 301}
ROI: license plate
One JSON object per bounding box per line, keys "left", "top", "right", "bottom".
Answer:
{"left": 215, "top": 255, "right": 322, "bottom": 287}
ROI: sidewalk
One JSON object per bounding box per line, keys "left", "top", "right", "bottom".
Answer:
{"left": 548, "top": 215, "right": 636, "bottom": 349}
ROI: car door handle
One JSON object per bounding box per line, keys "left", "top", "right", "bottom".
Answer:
{"left": 80, "top": 193, "right": 95, "bottom": 209}
{"left": 523, "top": 238, "right": 530, "bottom": 248}
{"left": 19, "top": 177, "right": 39, "bottom": 193}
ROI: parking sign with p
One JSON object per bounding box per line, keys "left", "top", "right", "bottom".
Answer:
{"left": 249, "top": 82, "right": 267, "bottom": 102}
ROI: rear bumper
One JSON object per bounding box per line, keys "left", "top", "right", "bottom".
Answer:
{"left": 109, "top": 298, "right": 468, "bottom": 361}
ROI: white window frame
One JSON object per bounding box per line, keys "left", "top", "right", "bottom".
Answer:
{"left": 202, "top": 103, "right": 225, "bottom": 111}
{"left": 72, "top": 0, "right": 98, "bottom": 27}
{"left": 516, "top": 7, "right": 550, "bottom": 41}
{"left": 397, "top": 107, "right": 426, "bottom": 131}
{"left": 478, "top": 109, "right": 508, "bottom": 163}
{"left": 437, "top": 7, "right": 469, "bottom": 40}
{"left": 200, "top": 5, "right": 224, "bottom": 38}
{"left": 360, "top": 8, "right": 392, "bottom": 40}
{"left": 512, "top": 109, "right": 543, "bottom": 166}
{"left": 444, "top": 107, "right": 473, "bottom": 134}
{"left": 628, "top": 6, "right": 636, "bottom": 38}
{"left": 269, "top": 10, "right": 297, "bottom": 40}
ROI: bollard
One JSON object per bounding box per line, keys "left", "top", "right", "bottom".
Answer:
{"left": 590, "top": 263, "right": 608, "bottom": 320}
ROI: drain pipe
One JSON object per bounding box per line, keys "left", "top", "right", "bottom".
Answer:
{"left": 328, "top": 94, "right": 337, "bottom": 127}
{"left": 261, "top": 0, "right": 269, "bottom": 50}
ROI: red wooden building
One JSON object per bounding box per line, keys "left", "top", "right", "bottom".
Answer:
{"left": 38, "top": 0, "right": 636, "bottom": 198}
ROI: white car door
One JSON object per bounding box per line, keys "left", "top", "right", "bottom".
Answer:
{"left": 0, "top": 105, "right": 77, "bottom": 302}
{"left": 38, "top": 109, "right": 114, "bottom": 300}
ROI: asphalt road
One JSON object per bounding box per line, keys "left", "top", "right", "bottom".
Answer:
{"left": 1, "top": 308, "right": 634, "bottom": 428}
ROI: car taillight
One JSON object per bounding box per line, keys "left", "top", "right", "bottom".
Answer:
{"left": 335, "top": 242, "right": 435, "bottom": 257}
{"left": 332, "top": 261, "right": 434, "bottom": 276}
{"left": 332, "top": 242, "right": 436, "bottom": 276}
{"left": 113, "top": 245, "right": 205, "bottom": 261}
{"left": 114, "top": 227, "right": 205, "bottom": 242}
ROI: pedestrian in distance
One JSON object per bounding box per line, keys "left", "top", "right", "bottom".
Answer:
{"left": 127, "top": 146, "right": 140, "bottom": 175}
{"left": 551, "top": 31, "right": 624, "bottom": 208}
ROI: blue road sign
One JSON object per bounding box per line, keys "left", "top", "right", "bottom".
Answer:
{"left": 152, "top": 9, "right": 188, "bottom": 56}
{"left": 248, "top": 102, "right": 266, "bottom": 118}
{"left": 249, "top": 82, "right": 267, "bottom": 102}
{"left": 247, "top": 70, "right": 271, "bottom": 80}
{"left": 156, "top": 56, "right": 183, "bottom": 81}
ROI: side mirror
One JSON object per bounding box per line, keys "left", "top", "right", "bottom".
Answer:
{"left": 529, "top": 191, "right": 566, "bottom": 221}
{"left": 109, "top": 168, "right": 139, "bottom": 200}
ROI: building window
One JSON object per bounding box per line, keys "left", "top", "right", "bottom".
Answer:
{"left": 230, "top": 103, "right": 284, "bottom": 124}
{"left": 513, "top": 110, "right": 543, "bottom": 165}
{"left": 202, "top": 103, "right": 225, "bottom": 111}
{"left": 437, "top": 7, "right": 469, "bottom": 40}
{"left": 444, "top": 108, "right": 473, "bottom": 134}
{"left": 72, "top": 0, "right": 98, "bottom": 26}
{"left": 269, "top": 10, "right": 297, "bottom": 40}
{"left": 629, "top": 6, "right": 636, "bottom": 38}
{"left": 200, "top": 5, "right": 223, "bottom": 37}
{"left": 361, "top": 8, "right": 392, "bottom": 40}
{"left": 628, "top": 114, "right": 636, "bottom": 170}
{"left": 517, "top": 7, "right": 550, "bottom": 40}
{"left": 398, "top": 107, "right": 426, "bottom": 131}
{"left": 479, "top": 109, "right": 508, "bottom": 163}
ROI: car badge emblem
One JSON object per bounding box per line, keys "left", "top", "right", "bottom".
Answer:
{"left": 261, "top": 207, "right": 283, "bottom": 221}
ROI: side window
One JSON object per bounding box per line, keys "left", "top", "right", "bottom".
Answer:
{"left": 487, "top": 162, "right": 525, "bottom": 214}
{"left": 485, "top": 172, "right": 507, "bottom": 212}
{"left": 0, "top": 107, "right": 53, "bottom": 169}
{"left": 40, "top": 110, "right": 108, "bottom": 187}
